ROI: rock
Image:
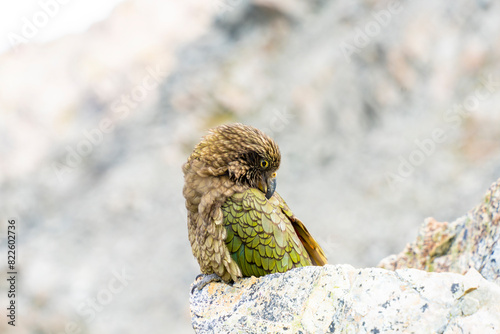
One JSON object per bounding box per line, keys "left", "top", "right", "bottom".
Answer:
{"left": 191, "top": 177, "right": 500, "bottom": 332}
{"left": 190, "top": 265, "right": 500, "bottom": 333}
{"left": 379, "top": 177, "right": 500, "bottom": 284}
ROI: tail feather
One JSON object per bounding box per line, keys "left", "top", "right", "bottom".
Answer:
{"left": 291, "top": 216, "right": 328, "bottom": 266}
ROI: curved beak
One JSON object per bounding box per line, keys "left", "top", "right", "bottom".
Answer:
{"left": 265, "top": 175, "right": 277, "bottom": 199}
{"left": 258, "top": 172, "right": 277, "bottom": 200}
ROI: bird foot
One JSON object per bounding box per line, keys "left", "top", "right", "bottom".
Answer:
{"left": 191, "top": 273, "right": 222, "bottom": 293}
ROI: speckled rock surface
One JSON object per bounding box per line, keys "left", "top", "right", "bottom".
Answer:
{"left": 379, "top": 177, "right": 500, "bottom": 284}
{"left": 190, "top": 265, "right": 500, "bottom": 333}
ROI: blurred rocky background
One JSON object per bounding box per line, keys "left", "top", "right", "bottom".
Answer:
{"left": 1, "top": 0, "right": 500, "bottom": 333}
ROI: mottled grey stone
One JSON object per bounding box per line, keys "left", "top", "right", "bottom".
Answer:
{"left": 190, "top": 265, "right": 500, "bottom": 333}
{"left": 379, "top": 177, "right": 500, "bottom": 284}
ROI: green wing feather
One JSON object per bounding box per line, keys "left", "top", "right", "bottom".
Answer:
{"left": 273, "top": 192, "right": 328, "bottom": 266}
{"left": 222, "top": 188, "right": 322, "bottom": 277}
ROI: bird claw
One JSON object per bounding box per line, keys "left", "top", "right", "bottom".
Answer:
{"left": 191, "top": 273, "right": 222, "bottom": 293}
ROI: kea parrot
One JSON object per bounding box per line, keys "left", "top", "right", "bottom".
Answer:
{"left": 183, "top": 123, "right": 327, "bottom": 289}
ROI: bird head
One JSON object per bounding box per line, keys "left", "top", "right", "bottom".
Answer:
{"left": 190, "top": 123, "right": 281, "bottom": 199}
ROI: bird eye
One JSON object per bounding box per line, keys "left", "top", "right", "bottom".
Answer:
{"left": 260, "top": 159, "right": 269, "bottom": 168}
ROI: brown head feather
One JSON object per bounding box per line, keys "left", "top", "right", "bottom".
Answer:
{"left": 188, "top": 123, "right": 280, "bottom": 187}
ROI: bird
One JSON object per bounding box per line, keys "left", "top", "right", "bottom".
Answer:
{"left": 183, "top": 123, "right": 327, "bottom": 289}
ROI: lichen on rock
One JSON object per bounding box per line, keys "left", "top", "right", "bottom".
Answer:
{"left": 190, "top": 265, "right": 500, "bottom": 333}
{"left": 379, "top": 177, "right": 500, "bottom": 284}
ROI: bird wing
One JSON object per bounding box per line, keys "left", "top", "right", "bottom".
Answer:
{"left": 273, "top": 192, "right": 328, "bottom": 266}
{"left": 222, "top": 188, "right": 321, "bottom": 277}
